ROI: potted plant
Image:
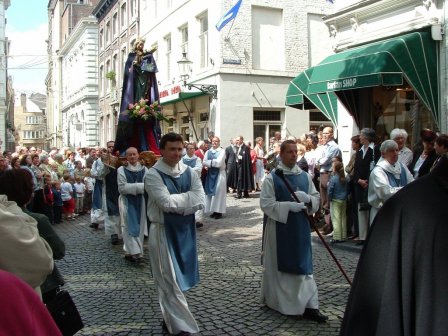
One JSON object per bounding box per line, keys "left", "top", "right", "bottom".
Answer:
{"left": 105, "top": 71, "right": 116, "bottom": 81}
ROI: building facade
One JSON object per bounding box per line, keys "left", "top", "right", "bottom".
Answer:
{"left": 287, "top": 0, "right": 446, "bottom": 163}
{"left": 47, "top": 0, "right": 99, "bottom": 149}
{"left": 138, "top": 0, "right": 334, "bottom": 145}
{"left": 59, "top": 16, "right": 99, "bottom": 148}
{"left": 93, "top": 0, "right": 139, "bottom": 146}
{"left": 14, "top": 93, "right": 47, "bottom": 149}
{"left": 0, "top": 0, "right": 10, "bottom": 152}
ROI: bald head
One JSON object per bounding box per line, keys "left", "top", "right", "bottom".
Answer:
{"left": 126, "top": 147, "right": 139, "bottom": 165}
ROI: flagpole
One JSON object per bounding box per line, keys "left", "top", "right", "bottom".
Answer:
{"left": 225, "top": 18, "right": 236, "bottom": 41}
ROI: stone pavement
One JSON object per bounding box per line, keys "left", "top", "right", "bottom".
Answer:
{"left": 54, "top": 193, "right": 361, "bottom": 336}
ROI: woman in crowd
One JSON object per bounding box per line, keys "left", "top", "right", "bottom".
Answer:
{"left": 390, "top": 128, "right": 413, "bottom": 167}
{"left": 0, "top": 168, "right": 66, "bottom": 303}
{"left": 433, "top": 134, "right": 448, "bottom": 168}
{"left": 368, "top": 140, "right": 414, "bottom": 223}
{"left": 409, "top": 129, "right": 438, "bottom": 178}
{"left": 353, "top": 128, "right": 381, "bottom": 245}
{"left": 296, "top": 143, "right": 309, "bottom": 173}
{"left": 253, "top": 137, "right": 265, "bottom": 191}
{"left": 344, "top": 135, "right": 361, "bottom": 240}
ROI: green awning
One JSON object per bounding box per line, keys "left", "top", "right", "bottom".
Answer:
{"left": 286, "top": 31, "right": 439, "bottom": 126}
{"left": 307, "top": 31, "right": 439, "bottom": 123}
{"left": 286, "top": 68, "right": 339, "bottom": 127}
{"left": 160, "top": 91, "right": 206, "bottom": 106}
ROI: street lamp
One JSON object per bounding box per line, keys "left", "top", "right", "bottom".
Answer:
{"left": 177, "top": 52, "right": 218, "bottom": 99}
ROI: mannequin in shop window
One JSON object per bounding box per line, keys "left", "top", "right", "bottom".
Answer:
{"left": 114, "top": 38, "right": 161, "bottom": 155}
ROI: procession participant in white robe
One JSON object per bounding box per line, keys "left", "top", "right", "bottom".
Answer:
{"left": 368, "top": 140, "right": 414, "bottom": 224}
{"left": 117, "top": 147, "right": 148, "bottom": 263}
{"left": 182, "top": 143, "right": 204, "bottom": 228}
{"left": 90, "top": 151, "right": 106, "bottom": 229}
{"left": 260, "top": 140, "right": 328, "bottom": 323}
{"left": 91, "top": 142, "right": 122, "bottom": 245}
{"left": 145, "top": 133, "right": 205, "bottom": 336}
{"left": 203, "top": 136, "right": 227, "bottom": 219}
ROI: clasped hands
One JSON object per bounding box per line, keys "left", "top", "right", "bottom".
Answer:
{"left": 288, "top": 191, "right": 311, "bottom": 213}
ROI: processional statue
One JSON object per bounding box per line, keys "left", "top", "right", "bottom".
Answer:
{"left": 114, "top": 38, "right": 162, "bottom": 156}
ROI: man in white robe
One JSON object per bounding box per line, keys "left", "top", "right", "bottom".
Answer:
{"left": 117, "top": 147, "right": 148, "bottom": 263}
{"left": 145, "top": 133, "right": 205, "bottom": 336}
{"left": 203, "top": 136, "right": 227, "bottom": 219}
{"left": 368, "top": 140, "right": 414, "bottom": 224}
{"left": 182, "top": 143, "right": 204, "bottom": 228}
{"left": 260, "top": 140, "right": 327, "bottom": 323}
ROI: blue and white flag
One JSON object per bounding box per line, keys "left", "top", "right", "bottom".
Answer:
{"left": 215, "top": 0, "right": 242, "bottom": 31}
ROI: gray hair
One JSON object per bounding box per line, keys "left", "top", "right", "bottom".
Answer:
{"left": 360, "top": 128, "right": 376, "bottom": 143}
{"left": 39, "top": 154, "right": 49, "bottom": 161}
{"left": 390, "top": 128, "right": 408, "bottom": 140}
{"left": 54, "top": 154, "right": 63, "bottom": 160}
{"left": 380, "top": 140, "right": 398, "bottom": 153}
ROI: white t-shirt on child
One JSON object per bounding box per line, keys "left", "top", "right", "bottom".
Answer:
{"left": 74, "top": 182, "right": 86, "bottom": 198}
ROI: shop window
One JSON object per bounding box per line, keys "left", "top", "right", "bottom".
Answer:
{"left": 372, "top": 86, "right": 437, "bottom": 147}
{"left": 199, "top": 112, "right": 208, "bottom": 122}
{"left": 181, "top": 116, "right": 190, "bottom": 124}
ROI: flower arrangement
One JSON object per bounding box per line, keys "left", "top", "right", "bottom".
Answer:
{"left": 126, "top": 99, "right": 170, "bottom": 122}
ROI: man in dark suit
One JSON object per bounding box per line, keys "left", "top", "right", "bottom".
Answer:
{"left": 225, "top": 138, "right": 237, "bottom": 192}
{"left": 353, "top": 128, "right": 381, "bottom": 245}
{"left": 234, "top": 136, "right": 254, "bottom": 199}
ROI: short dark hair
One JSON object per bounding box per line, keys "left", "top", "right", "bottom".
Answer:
{"left": 0, "top": 168, "right": 34, "bottom": 207}
{"left": 421, "top": 129, "right": 437, "bottom": 143}
{"left": 360, "top": 128, "right": 376, "bottom": 143}
{"left": 350, "top": 135, "right": 361, "bottom": 144}
{"left": 280, "top": 139, "right": 297, "bottom": 153}
{"left": 19, "top": 155, "right": 30, "bottom": 166}
{"left": 435, "top": 134, "right": 448, "bottom": 149}
{"left": 159, "top": 132, "right": 184, "bottom": 149}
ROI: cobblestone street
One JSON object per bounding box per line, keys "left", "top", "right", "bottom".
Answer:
{"left": 54, "top": 193, "right": 361, "bottom": 336}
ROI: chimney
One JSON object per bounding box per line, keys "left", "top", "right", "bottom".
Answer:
{"left": 20, "top": 93, "right": 26, "bottom": 110}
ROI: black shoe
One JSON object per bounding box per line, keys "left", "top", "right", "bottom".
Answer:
{"left": 243, "top": 193, "right": 250, "bottom": 198}
{"left": 89, "top": 223, "right": 99, "bottom": 230}
{"left": 210, "top": 213, "right": 216, "bottom": 218}
{"left": 161, "top": 320, "right": 168, "bottom": 332}
{"left": 302, "top": 308, "right": 328, "bottom": 323}
{"left": 111, "top": 234, "right": 119, "bottom": 245}
{"left": 234, "top": 195, "right": 242, "bottom": 199}
{"left": 213, "top": 213, "right": 222, "bottom": 219}
{"left": 176, "top": 332, "right": 192, "bottom": 336}
{"left": 195, "top": 221, "right": 204, "bottom": 228}
{"left": 330, "top": 239, "right": 341, "bottom": 244}
{"left": 355, "top": 240, "right": 365, "bottom": 246}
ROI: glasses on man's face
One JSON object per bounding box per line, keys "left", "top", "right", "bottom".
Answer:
{"left": 108, "top": 146, "right": 114, "bottom": 149}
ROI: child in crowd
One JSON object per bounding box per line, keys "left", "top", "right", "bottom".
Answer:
{"left": 74, "top": 160, "right": 85, "bottom": 180}
{"left": 50, "top": 163, "right": 60, "bottom": 181}
{"left": 74, "top": 176, "right": 86, "bottom": 215}
{"left": 52, "top": 180, "right": 63, "bottom": 224}
{"left": 327, "top": 161, "right": 348, "bottom": 243}
{"left": 83, "top": 168, "right": 94, "bottom": 214}
{"left": 42, "top": 173, "right": 54, "bottom": 224}
{"left": 61, "top": 174, "right": 75, "bottom": 221}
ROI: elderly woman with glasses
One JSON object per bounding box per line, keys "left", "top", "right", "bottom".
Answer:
{"left": 390, "top": 128, "right": 413, "bottom": 167}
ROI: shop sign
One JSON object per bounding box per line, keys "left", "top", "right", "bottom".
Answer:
{"left": 327, "top": 77, "right": 358, "bottom": 90}
{"left": 160, "top": 85, "right": 182, "bottom": 103}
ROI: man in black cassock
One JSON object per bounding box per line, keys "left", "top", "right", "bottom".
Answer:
{"left": 225, "top": 138, "right": 237, "bottom": 192}
{"left": 340, "top": 155, "right": 448, "bottom": 336}
{"left": 234, "top": 136, "right": 254, "bottom": 199}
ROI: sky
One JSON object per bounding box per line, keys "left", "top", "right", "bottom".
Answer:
{"left": 6, "top": 0, "right": 48, "bottom": 94}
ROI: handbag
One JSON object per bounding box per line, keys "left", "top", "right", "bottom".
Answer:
{"left": 46, "top": 288, "right": 84, "bottom": 336}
